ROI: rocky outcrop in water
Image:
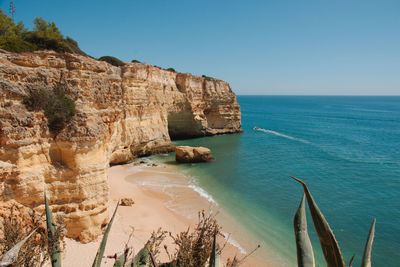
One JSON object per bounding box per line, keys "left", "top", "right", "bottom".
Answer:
{"left": 175, "top": 146, "right": 214, "bottom": 163}
{"left": 0, "top": 50, "right": 241, "bottom": 242}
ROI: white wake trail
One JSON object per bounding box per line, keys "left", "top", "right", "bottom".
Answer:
{"left": 256, "top": 128, "right": 310, "bottom": 144}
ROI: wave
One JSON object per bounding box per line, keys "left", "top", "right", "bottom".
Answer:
{"left": 188, "top": 184, "right": 217, "bottom": 204}
{"left": 135, "top": 181, "right": 186, "bottom": 188}
{"left": 255, "top": 128, "right": 310, "bottom": 144}
{"left": 222, "top": 232, "right": 247, "bottom": 254}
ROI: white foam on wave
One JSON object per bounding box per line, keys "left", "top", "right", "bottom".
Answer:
{"left": 222, "top": 232, "right": 247, "bottom": 255}
{"left": 135, "top": 181, "right": 186, "bottom": 189}
{"left": 188, "top": 184, "right": 217, "bottom": 205}
{"left": 256, "top": 128, "right": 310, "bottom": 144}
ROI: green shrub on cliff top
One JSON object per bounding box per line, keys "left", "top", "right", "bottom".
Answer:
{"left": 0, "top": 9, "right": 87, "bottom": 55}
{"left": 98, "top": 56, "right": 125, "bottom": 67}
{"left": 0, "top": 35, "right": 37, "bottom": 52}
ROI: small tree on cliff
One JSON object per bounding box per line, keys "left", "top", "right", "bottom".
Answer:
{"left": 0, "top": 9, "right": 87, "bottom": 54}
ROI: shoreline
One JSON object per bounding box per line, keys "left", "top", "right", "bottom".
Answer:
{"left": 64, "top": 161, "right": 272, "bottom": 266}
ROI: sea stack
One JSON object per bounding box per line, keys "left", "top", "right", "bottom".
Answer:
{"left": 175, "top": 146, "right": 214, "bottom": 163}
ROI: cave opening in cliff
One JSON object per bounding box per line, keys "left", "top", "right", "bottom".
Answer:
{"left": 167, "top": 112, "right": 203, "bottom": 140}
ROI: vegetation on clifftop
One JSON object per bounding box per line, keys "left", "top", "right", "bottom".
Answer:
{"left": 98, "top": 56, "right": 125, "bottom": 66}
{"left": 166, "top": 67, "right": 176, "bottom": 72}
{"left": 0, "top": 9, "right": 86, "bottom": 55}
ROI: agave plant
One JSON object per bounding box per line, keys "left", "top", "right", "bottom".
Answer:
{"left": 0, "top": 229, "right": 37, "bottom": 267}
{"left": 92, "top": 202, "right": 119, "bottom": 267}
{"left": 45, "top": 194, "right": 62, "bottom": 267}
{"left": 209, "top": 227, "right": 220, "bottom": 267}
{"left": 0, "top": 194, "right": 63, "bottom": 267}
{"left": 91, "top": 200, "right": 156, "bottom": 267}
{"left": 291, "top": 176, "right": 376, "bottom": 267}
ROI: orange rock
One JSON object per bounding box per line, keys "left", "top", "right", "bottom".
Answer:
{"left": 175, "top": 146, "right": 214, "bottom": 163}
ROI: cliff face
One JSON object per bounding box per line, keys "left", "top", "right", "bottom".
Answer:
{"left": 0, "top": 50, "right": 241, "bottom": 242}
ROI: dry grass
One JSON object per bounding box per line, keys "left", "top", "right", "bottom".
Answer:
{"left": 144, "top": 210, "right": 221, "bottom": 267}
{"left": 0, "top": 204, "right": 65, "bottom": 266}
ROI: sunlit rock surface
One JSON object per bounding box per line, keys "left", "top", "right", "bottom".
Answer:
{"left": 0, "top": 50, "right": 241, "bottom": 242}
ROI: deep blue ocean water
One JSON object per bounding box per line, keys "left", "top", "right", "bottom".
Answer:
{"left": 157, "top": 96, "right": 400, "bottom": 266}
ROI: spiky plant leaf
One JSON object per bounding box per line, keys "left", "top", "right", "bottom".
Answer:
{"left": 92, "top": 202, "right": 120, "bottom": 267}
{"left": 290, "top": 176, "right": 345, "bottom": 267}
{"left": 215, "top": 254, "right": 221, "bottom": 267}
{"left": 45, "top": 194, "right": 62, "bottom": 267}
{"left": 209, "top": 228, "right": 217, "bottom": 267}
{"left": 294, "top": 194, "right": 315, "bottom": 267}
{"left": 349, "top": 254, "right": 355, "bottom": 267}
{"left": 113, "top": 251, "right": 126, "bottom": 267}
{"left": 133, "top": 244, "right": 150, "bottom": 267}
{"left": 361, "top": 219, "right": 376, "bottom": 267}
{"left": 0, "top": 229, "right": 36, "bottom": 266}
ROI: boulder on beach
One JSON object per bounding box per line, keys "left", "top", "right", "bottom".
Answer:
{"left": 120, "top": 198, "right": 135, "bottom": 206}
{"left": 175, "top": 146, "right": 214, "bottom": 163}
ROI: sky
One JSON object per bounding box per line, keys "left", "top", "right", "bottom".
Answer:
{"left": 1, "top": 0, "right": 399, "bottom": 95}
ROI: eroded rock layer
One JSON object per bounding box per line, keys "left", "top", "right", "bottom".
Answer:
{"left": 0, "top": 50, "right": 241, "bottom": 242}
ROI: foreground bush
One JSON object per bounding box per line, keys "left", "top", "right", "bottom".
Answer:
{"left": 0, "top": 201, "right": 65, "bottom": 266}
{"left": 0, "top": 197, "right": 250, "bottom": 267}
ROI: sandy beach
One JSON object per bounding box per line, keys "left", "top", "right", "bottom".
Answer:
{"left": 64, "top": 161, "right": 270, "bottom": 266}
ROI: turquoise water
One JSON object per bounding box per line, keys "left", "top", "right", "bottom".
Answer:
{"left": 156, "top": 96, "right": 400, "bottom": 266}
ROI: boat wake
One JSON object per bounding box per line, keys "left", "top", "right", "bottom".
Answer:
{"left": 255, "top": 128, "right": 310, "bottom": 144}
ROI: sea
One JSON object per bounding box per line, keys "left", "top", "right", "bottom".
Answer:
{"left": 149, "top": 96, "right": 400, "bottom": 266}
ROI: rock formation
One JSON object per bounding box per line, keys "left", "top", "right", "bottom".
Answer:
{"left": 0, "top": 49, "right": 241, "bottom": 242}
{"left": 175, "top": 146, "right": 214, "bottom": 163}
{"left": 119, "top": 198, "right": 135, "bottom": 207}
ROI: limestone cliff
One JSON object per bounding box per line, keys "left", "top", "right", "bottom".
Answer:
{"left": 0, "top": 50, "right": 241, "bottom": 242}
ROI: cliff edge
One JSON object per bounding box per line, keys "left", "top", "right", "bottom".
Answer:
{"left": 0, "top": 50, "right": 241, "bottom": 242}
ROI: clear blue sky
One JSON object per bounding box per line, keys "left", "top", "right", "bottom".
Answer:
{"left": 1, "top": 0, "right": 399, "bottom": 95}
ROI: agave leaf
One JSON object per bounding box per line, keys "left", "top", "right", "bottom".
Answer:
{"left": 209, "top": 228, "right": 217, "bottom": 267}
{"left": 0, "top": 229, "right": 36, "bottom": 266}
{"left": 348, "top": 254, "right": 355, "bottom": 267}
{"left": 113, "top": 251, "right": 126, "bottom": 267}
{"left": 45, "top": 194, "right": 62, "bottom": 267}
{"left": 215, "top": 253, "right": 221, "bottom": 267}
{"left": 290, "top": 176, "right": 345, "bottom": 267}
{"left": 92, "top": 202, "right": 120, "bottom": 267}
{"left": 133, "top": 244, "right": 150, "bottom": 267}
{"left": 361, "top": 219, "right": 376, "bottom": 267}
{"left": 294, "top": 194, "right": 315, "bottom": 267}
